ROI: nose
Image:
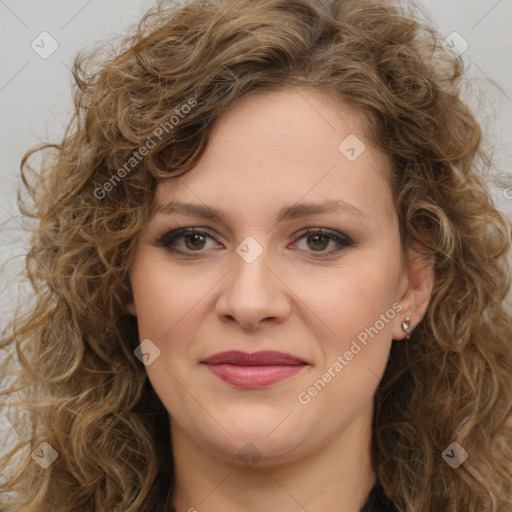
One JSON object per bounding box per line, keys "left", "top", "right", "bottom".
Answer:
{"left": 215, "top": 247, "right": 291, "bottom": 330}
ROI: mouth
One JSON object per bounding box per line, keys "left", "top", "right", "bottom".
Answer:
{"left": 201, "top": 350, "right": 309, "bottom": 389}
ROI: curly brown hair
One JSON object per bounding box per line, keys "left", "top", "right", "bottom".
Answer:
{"left": 1, "top": 0, "right": 512, "bottom": 510}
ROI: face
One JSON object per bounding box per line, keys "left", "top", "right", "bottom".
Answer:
{"left": 127, "top": 89, "right": 432, "bottom": 466}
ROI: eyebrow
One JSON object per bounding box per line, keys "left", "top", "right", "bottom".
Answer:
{"left": 153, "top": 199, "right": 367, "bottom": 224}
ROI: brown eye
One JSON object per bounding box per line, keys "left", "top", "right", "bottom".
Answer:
{"left": 183, "top": 233, "right": 207, "bottom": 250}
{"left": 158, "top": 228, "right": 219, "bottom": 254}
{"left": 292, "top": 229, "right": 353, "bottom": 256}
{"left": 157, "top": 227, "right": 353, "bottom": 258}
{"left": 306, "top": 233, "right": 330, "bottom": 251}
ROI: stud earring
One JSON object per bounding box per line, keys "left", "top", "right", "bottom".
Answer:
{"left": 401, "top": 316, "right": 412, "bottom": 340}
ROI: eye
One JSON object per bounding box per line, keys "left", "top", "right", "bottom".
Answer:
{"left": 291, "top": 228, "right": 353, "bottom": 256}
{"left": 156, "top": 227, "right": 353, "bottom": 257}
{"left": 157, "top": 228, "right": 221, "bottom": 254}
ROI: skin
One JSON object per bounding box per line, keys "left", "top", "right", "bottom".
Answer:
{"left": 127, "top": 88, "right": 434, "bottom": 512}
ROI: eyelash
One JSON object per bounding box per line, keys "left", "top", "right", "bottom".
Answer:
{"left": 155, "top": 226, "right": 354, "bottom": 258}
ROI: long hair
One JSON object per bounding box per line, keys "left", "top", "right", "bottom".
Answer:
{"left": 1, "top": 0, "right": 511, "bottom": 510}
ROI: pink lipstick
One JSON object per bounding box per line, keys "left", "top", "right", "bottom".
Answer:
{"left": 201, "top": 350, "right": 308, "bottom": 388}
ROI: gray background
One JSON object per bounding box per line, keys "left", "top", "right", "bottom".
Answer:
{"left": 0, "top": 0, "right": 511, "bottom": 450}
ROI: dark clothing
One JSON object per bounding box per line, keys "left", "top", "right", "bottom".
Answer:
{"left": 169, "top": 480, "right": 396, "bottom": 511}
{"left": 361, "top": 480, "right": 397, "bottom": 511}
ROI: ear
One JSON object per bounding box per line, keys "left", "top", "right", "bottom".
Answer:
{"left": 392, "top": 245, "right": 435, "bottom": 340}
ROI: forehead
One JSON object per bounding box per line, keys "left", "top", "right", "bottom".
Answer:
{"left": 155, "top": 89, "right": 395, "bottom": 226}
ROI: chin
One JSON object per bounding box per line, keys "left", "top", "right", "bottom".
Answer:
{"left": 200, "top": 414, "right": 308, "bottom": 465}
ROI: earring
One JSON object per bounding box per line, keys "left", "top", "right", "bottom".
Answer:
{"left": 401, "top": 316, "right": 412, "bottom": 340}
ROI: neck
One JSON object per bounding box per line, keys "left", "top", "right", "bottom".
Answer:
{"left": 169, "top": 404, "right": 376, "bottom": 512}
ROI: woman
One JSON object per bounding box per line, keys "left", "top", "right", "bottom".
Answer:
{"left": 1, "top": 0, "right": 511, "bottom": 510}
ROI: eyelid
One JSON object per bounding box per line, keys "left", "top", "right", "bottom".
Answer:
{"left": 157, "top": 227, "right": 222, "bottom": 250}
{"left": 155, "top": 225, "right": 353, "bottom": 256}
{"left": 291, "top": 228, "right": 353, "bottom": 254}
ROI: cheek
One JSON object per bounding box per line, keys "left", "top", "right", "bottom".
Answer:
{"left": 294, "top": 264, "right": 398, "bottom": 422}
{"left": 292, "top": 258, "right": 401, "bottom": 409}
{"left": 295, "top": 258, "right": 400, "bottom": 341}
{"left": 129, "top": 256, "right": 204, "bottom": 418}
{"left": 130, "top": 255, "right": 208, "bottom": 339}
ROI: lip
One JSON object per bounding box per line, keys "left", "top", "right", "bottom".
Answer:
{"left": 202, "top": 350, "right": 307, "bottom": 366}
{"left": 201, "top": 350, "right": 309, "bottom": 389}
